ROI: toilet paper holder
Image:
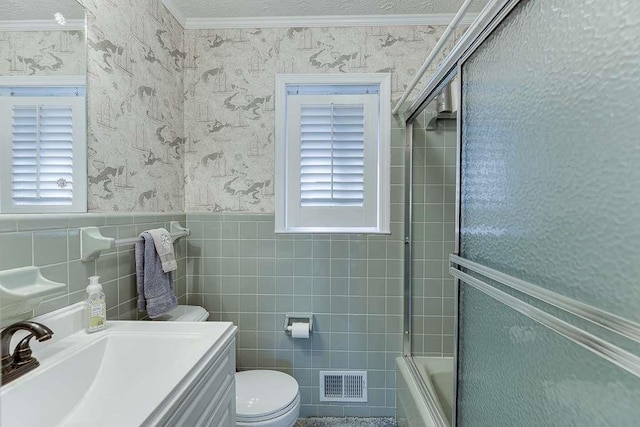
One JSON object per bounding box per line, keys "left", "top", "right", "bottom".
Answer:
{"left": 284, "top": 313, "right": 314, "bottom": 335}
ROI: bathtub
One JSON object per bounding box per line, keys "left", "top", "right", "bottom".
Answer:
{"left": 396, "top": 356, "right": 453, "bottom": 427}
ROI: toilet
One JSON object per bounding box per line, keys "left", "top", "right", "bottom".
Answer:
{"left": 155, "top": 305, "right": 301, "bottom": 426}
{"left": 151, "top": 304, "right": 210, "bottom": 322}
{"left": 235, "top": 370, "right": 300, "bottom": 427}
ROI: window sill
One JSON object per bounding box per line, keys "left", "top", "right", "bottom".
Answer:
{"left": 275, "top": 227, "right": 391, "bottom": 235}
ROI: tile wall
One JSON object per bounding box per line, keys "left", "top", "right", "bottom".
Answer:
{"left": 186, "top": 212, "right": 403, "bottom": 417}
{"left": 184, "top": 116, "right": 406, "bottom": 418}
{"left": 0, "top": 213, "right": 186, "bottom": 325}
{"left": 0, "top": 0, "right": 460, "bottom": 416}
{"left": 410, "top": 107, "right": 457, "bottom": 356}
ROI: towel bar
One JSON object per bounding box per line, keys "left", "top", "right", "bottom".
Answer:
{"left": 80, "top": 221, "right": 190, "bottom": 261}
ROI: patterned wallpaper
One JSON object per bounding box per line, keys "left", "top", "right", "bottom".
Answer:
{"left": 0, "top": 30, "right": 85, "bottom": 76}
{"left": 80, "top": 0, "right": 186, "bottom": 212}
{"left": 3, "top": 0, "right": 466, "bottom": 214}
{"left": 183, "top": 26, "right": 464, "bottom": 213}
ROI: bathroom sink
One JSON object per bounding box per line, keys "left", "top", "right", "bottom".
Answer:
{"left": 0, "top": 303, "right": 237, "bottom": 427}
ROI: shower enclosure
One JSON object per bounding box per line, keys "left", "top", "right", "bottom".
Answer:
{"left": 397, "top": 81, "right": 459, "bottom": 427}
{"left": 454, "top": 0, "right": 640, "bottom": 424}
{"left": 399, "top": 0, "right": 640, "bottom": 426}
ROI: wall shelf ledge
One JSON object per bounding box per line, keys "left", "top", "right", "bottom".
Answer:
{"left": 0, "top": 266, "right": 66, "bottom": 318}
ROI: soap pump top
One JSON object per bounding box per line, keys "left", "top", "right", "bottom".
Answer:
{"left": 87, "top": 275, "right": 102, "bottom": 294}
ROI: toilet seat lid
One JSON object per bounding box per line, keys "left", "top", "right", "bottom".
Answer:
{"left": 152, "top": 305, "right": 209, "bottom": 322}
{"left": 235, "top": 370, "right": 299, "bottom": 419}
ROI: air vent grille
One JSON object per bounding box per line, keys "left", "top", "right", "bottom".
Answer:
{"left": 319, "top": 370, "right": 367, "bottom": 402}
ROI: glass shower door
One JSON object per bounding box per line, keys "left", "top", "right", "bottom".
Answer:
{"left": 455, "top": 0, "right": 640, "bottom": 425}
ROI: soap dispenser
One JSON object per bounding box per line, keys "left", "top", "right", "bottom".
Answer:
{"left": 86, "top": 276, "right": 106, "bottom": 333}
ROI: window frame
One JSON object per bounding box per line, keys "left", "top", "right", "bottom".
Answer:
{"left": 0, "top": 76, "right": 87, "bottom": 214}
{"left": 275, "top": 73, "right": 391, "bottom": 234}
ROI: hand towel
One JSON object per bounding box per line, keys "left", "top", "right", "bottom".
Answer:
{"left": 146, "top": 228, "right": 177, "bottom": 273}
{"left": 135, "top": 232, "right": 178, "bottom": 319}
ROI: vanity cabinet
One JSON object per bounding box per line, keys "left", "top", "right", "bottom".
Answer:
{"left": 147, "top": 332, "right": 236, "bottom": 427}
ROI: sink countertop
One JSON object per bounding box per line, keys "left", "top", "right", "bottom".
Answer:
{"left": 1, "top": 303, "right": 237, "bottom": 427}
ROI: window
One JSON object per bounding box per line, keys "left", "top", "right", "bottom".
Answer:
{"left": 275, "top": 74, "right": 390, "bottom": 233}
{"left": 0, "top": 82, "right": 86, "bottom": 213}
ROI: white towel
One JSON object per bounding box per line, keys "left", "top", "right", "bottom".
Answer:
{"left": 146, "top": 228, "right": 177, "bottom": 273}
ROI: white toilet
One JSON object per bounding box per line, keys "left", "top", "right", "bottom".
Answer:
{"left": 235, "top": 370, "right": 300, "bottom": 427}
{"left": 156, "top": 305, "right": 301, "bottom": 427}
{"left": 151, "top": 304, "right": 210, "bottom": 322}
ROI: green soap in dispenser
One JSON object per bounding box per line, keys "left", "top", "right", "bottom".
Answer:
{"left": 86, "top": 275, "right": 106, "bottom": 333}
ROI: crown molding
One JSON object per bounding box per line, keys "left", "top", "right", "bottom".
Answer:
{"left": 183, "top": 13, "right": 479, "bottom": 30}
{"left": 0, "top": 19, "right": 85, "bottom": 32}
{"left": 160, "top": 0, "right": 186, "bottom": 28}
{"left": 0, "top": 75, "right": 86, "bottom": 87}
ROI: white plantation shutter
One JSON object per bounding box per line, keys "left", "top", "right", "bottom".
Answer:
{"left": 275, "top": 75, "right": 390, "bottom": 233}
{"left": 12, "top": 105, "right": 74, "bottom": 205}
{"left": 0, "top": 96, "right": 86, "bottom": 213}
{"left": 300, "top": 104, "right": 365, "bottom": 207}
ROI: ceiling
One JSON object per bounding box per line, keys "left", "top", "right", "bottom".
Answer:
{"left": 1, "top": 0, "right": 85, "bottom": 21}
{"left": 163, "top": 0, "right": 488, "bottom": 24}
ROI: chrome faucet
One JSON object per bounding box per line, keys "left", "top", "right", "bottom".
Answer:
{"left": 1, "top": 321, "right": 53, "bottom": 385}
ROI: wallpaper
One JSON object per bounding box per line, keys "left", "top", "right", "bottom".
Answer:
{"left": 3, "top": 1, "right": 466, "bottom": 214}
{"left": 183, "top": 25, "right": 465, "bottom": 213}
{"left": 0, "top": 30, "right": 85, "bottom": 76}
{"left": 80, "top": 0, "right": 185, "bottom": 212}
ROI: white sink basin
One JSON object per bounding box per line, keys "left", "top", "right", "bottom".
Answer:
{"left": 0, "top": 303, "right": 236, "bottom": 427}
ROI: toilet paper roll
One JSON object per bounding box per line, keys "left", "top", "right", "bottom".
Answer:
{"left": 290, "top": 322, "right": 309, "bottom": 339}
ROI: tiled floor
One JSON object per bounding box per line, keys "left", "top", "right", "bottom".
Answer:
{"left": 295, "top": 417, "right": 397, "bottom": 427}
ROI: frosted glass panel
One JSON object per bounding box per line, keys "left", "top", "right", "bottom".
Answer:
{"left": 460, "top": 0, "right": 640, "bottom": 320}
{"left": 457, "top": 284, "right": 640, "bottom": 426}
{"left": 458, "top": 0, "right": 640, "bottom": 424}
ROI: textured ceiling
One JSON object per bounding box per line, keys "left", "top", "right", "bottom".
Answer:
{"left": 165, "top": 0, "right": 488, "bottom": 19}
{"left": 2, "top": 0, "right": 85, "bottom": 21}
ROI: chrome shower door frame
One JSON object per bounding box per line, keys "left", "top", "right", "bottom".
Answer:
{"left": 401, "top": 1, "right": 526, "bottom": 425}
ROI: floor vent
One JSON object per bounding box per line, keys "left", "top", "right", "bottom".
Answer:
{"left": 319, "top": 371, "right": 367, "bottom": 402}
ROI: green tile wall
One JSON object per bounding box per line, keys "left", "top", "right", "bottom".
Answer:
{"left": 186, "top": 213, "right": 403, "bottom": 417}
{"left": 185, "top": 112, "right": 407, "bottom": 418}
{"left": 0, "top": 213, "right": 187, "bottom": 325}
{"left": 410, "top": 107, "right": 457, "bottom": 357}
{"left": 0, "top": 106, "right": 456, "bottom": 417}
